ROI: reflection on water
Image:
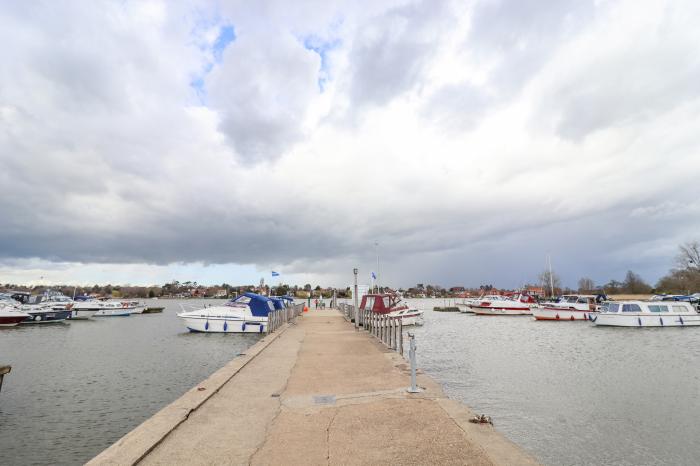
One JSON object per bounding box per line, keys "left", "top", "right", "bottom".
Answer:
{"left": 406, "top": 299, "right": 700, "bottom": 466}
{"left": 0, "top": 299, "right": 260, "bottom": 466}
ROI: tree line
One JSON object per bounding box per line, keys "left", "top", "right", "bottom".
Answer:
{"left": 541, "top": 241, "right": 700, "bottom": 295}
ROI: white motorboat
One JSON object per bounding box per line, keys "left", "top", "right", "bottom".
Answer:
{"left": 471, "top": 294, "right": 536, "bottom": 316}
{"left": 0, "top": 300, "right": 30, "bottom": 327}
{"left": 178, "top": 293, "right": 274, "bottom": 333}
{"left": 73, "top": 298, "right": 131, "bottom": 317}
{"left": 388, "top": 308, "right": 424, "bottom": 326}
{"left": 593, "top": 301, "right": 700, "bottom": 327}
{"left": 459, "top": 295, "right": 500, "bottom": 314}
{"left": 94, "top": 301, "right": 133, "bottom": 317}
{"left": 532, "top": 295, "right": 599, "bottom": 321}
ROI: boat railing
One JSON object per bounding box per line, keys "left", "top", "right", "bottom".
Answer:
{"left": 266, "top": 303, "right": 304, "bottom": 334}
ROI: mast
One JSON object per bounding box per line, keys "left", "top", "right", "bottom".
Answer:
{"left": 547, "top": 254, "right": 555, "bottom": 297}
{"left": 375, "top": 241, "right": 379, "bottom": 293}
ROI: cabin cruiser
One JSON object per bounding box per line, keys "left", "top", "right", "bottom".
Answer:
{"left": 593, "top": 301, "right": 700, "bottom": 327}
{"left": 11, "top": 292, "right": 72, "bottom": 323}
{"left": 471, "top": 293, "right": 536, "bottom": 316}
{"left": 359, "top": 293, "right": 424, "bottom": 325}
{"left": 0, "top": 297, "right": 30, "bottom": 327}
{"left": 458, "top": 295, "right": 501, "bottom": 314}
{"left": 532, "top": 295, "right": 601, "bottom": 321}
{"left": 178, "top": 292, "right": 274, "bottom": 333}
{"left": 72, "top": 297, "right": 131, "bottom": 317}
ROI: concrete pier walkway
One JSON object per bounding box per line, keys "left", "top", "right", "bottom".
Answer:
{"left": 90, "top": 311, "right": 538, "bottom": 465}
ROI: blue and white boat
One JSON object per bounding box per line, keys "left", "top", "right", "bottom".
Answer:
{"left": 177, "top": 293, "right": 275, "bottom": 333}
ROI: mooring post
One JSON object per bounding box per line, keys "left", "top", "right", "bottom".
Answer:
{"left": 353, "top": 268, "right": 359, "bottom": 330}
{"left": 407, "top": 333, "right": 421, "bottom": 393}
{"left": 0, "top": 365, "right": 10, "bottom": 393}
{"left": 398, "top": 319, "right": 403, "bottom": 355}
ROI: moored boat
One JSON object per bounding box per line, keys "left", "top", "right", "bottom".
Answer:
{"left": 142, "top": 306, "right": 165, "bottom": 313}
{"left": 359, "top": 292, "right": 424, "bottom": 325}
{"left": 0, "top": 304, "right": 30, "bottom": 327}
{"left": 471, "top": 293, "right": 536, "bottom": 316}
{"left": 532, "top": 295, "right": 600, "bottom": 321}
{"left": 593, "top": 301, "right": 700, "bottom": 327}
{"left": 177, "top": 292, "right": 273, "bottom": 333}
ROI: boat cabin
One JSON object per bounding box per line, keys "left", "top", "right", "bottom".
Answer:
{"left": 360, "top": 293, "right": 408, "bottom": 314}
{"left": 601, "top": 301, "right": 697, "bottom": 314}
{"left": 225, "top": 292, "right": 275, "bottom": 316}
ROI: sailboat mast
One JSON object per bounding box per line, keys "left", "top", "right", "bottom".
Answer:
{"left": 547, "top": 254, "right": 555, "bottom": 297}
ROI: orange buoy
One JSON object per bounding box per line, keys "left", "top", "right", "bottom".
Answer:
{"left": 303, "top": 306, "right": 309, "bottom": 313}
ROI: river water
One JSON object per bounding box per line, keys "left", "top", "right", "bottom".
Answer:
{"left": 0, "top": 299, "right": 259, "bottom": 466}
{"left": 404, "top": 298, "right": 700, "bottom": 466}
{"left": 2, "top": 298, "right": 700, "bottom": 465}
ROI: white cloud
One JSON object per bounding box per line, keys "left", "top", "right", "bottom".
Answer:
{"left": 0, "top": 0, "right": 699, "bottom": 289}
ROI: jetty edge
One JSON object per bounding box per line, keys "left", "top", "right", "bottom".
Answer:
{"left": 88, "top": 309, "right": 538, "bottom": 465}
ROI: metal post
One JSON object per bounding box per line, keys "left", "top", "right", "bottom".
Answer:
{"left": 353, "top": 268, "right": 359, "bottom": 330}
{"left": 398, "top": 319, "right": 403, "bottom": 355}
{"left": 407, "top": 333, "right": 421, "bottom": 393}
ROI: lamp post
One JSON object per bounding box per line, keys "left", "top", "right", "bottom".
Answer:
{"left": 353, "top": 268, "right": 359, "bottom": 330}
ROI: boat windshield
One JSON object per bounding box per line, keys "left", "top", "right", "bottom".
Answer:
{"left": 622, "top": 304, "right": 642, "bottom": 312}
{"left": 607, "top": 303, "right": 620, "bottom": 313}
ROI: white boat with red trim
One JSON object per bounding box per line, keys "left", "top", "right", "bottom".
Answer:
{"left": 471, "top": 293, "right": 536, "bottom": 316}
{"left": 532, "top": 295, "right": 599, "bottom": 321}
{"left": 592, "top": 301, "right": 700, "bottom": 327}
{"left": 0, "top": 299, "right": 30, "bottom": 327}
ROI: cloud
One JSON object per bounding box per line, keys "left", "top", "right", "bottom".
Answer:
{"left": 0, "top": 0, "right": 699, "bottom": 289}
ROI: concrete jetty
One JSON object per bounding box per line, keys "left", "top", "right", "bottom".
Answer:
{"left": 89, "top": 310, "right": 538, "bottom": 465}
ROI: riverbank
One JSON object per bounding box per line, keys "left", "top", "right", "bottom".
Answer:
{"left": 89, "top": 310, "right": 538, "bottom": 465}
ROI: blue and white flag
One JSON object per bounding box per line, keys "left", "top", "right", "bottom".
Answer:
{"left": 271, "top": 271, "right": 280, "bottom": 277}
{"left": 371, "top": 271, "right": 376, "bottom": 279}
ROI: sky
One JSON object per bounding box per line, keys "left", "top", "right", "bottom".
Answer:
{"left": 1, "top": 0, "right": 699, "bottom": 290}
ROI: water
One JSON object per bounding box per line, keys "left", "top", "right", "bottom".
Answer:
{"left": 404, "top": 299, "right": 700, "bottom": 466}
{"left": 3, "top": 297, "right": 700, "bottom": 465}
{"left": 0, "top": 299, "right": 261, "bottom": 466}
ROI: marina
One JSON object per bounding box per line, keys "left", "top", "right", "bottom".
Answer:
{"left": 2, "top": 297, "right": 700, "bottom": 464}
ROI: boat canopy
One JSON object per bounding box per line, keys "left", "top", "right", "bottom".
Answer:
{"left": 228, "top": 292, "right": 274, "bottom": 317}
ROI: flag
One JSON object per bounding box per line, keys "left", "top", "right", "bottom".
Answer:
{"left": 371, "top": 272, "right": 376, "bottom": 279}
{"left": 271, "top": 271, "right": 280, "bottom": 277}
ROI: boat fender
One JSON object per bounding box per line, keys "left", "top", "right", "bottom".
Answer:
{"left": 659, "top": 317, "right": 663, "bottom": 327}
{"left": 570, "top": 315, "right": 575, "bottom": 321}
{"left": 242, "top": 322, "right": 246, "bottom": 332}
{"left": 223, "top": 321, "right": 228, "bottom": 332}
{"left": 637, "top": 317, "right": 642, "bottom": 327}
{"left": 555, "top": 314, "right": 560, "bottom": 320}
{"left": 680, "top": 316, "right": 684, "bottom": 326}
{"left": 205, "top": 321, "right": 209, "bottom": 331}
{"left": 590, "top": 315, "right": 597, "bottom": 322}
{"left": 259, "top": 325, "right": 263, "bottom": 333}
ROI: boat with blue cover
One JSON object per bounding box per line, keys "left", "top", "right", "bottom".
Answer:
{"left": 177, "top": 292, "right": 276, "bottom": 333}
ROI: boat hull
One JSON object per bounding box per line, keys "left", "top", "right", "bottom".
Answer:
{"left": 180, "top": 316, "right": 267, "bottom": 333}
{"left": 593, "top": 313, "right": 700, "bottom": 327}
{"left": 21, "top": 309, "right": 71, "bottom": 324}
{"left": 69, "top": 309, "right": 99, "bottom": 320}
{"left": 533, "top": 308, "right": 597, "bottom": 321}
{"left": 0, "top": 314, "right": 29, "bottom": 327}
{"left": 472, "top": 306, "right": 532, "bottom": 316}
{"left": 94, "top": 309, "right": 132, "bottom": 317}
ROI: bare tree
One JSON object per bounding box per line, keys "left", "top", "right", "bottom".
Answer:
{"left": 578, "top": 277, "right": 595, "bottom": 293}
{"left": 538, "top": 269, "right": 562, "bottom": 296}
{"left": 677, "top": 241, "right": 700, "bottom": 273}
